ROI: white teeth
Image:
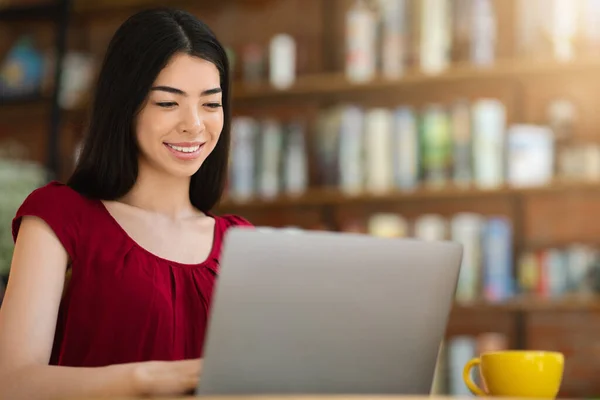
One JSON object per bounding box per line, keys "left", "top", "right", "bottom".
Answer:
{"left": 167, "top": 144, "right": 200, "bottom": 153}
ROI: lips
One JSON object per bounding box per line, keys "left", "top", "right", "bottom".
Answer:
{"left": 165, "top": 143, "right": 202, "bottom": 153}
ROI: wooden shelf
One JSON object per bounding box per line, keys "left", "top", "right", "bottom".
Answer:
{"left": 0, "top": 95, "right": 47, "bottom": 106}
{"left": 0, "top": 96, "right": 87, "bottom": 123}
{"left": 218, "top": 185, "right": 511, "bottom": 209}
{"left": 72, "top": 0, "right": 276, "bottom": 15}
{"left": 453, "top": 295, "right": 600, "bottom": 312}
{"left": 73, "top": 0, "right": 163, "bottom": 13}
{"left": 0, "top": 96, "right": 51, "bottom": 123}
{"left": 217, "top": 180, "right": 600, "bottom": 210}
{"left": 232, "top": 58, "right": 600, "bottom": 102}
{"left": 0, "top": 2, "right": 61, "bottom": 21}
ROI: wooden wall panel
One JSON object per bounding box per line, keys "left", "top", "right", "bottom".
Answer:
{"left": 446, "top": 308, "right": 516, "bottom": 346}
{"left": 526, "top": 311, "right": 600, "bottom": 397}
{"left": 330, "top": 194, "right": 517, "bottom": 235}
{"left": 333, "top": 195, "right": 516, "bottom": 229}
{"left": 523, "top": 191, "right": 600, "bottom": 247}
{"left": 519, "top": 73, "right": 600, "bottom": 140}
{"left": 0, "top": 119, "right": 48, "bottom": 164}
{"left": 216, "top": 206, "right": 325, "bottom": 229}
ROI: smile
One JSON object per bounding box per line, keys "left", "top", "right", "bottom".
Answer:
{"left": 163, "top": 142, "right": 205, "bottom": 160}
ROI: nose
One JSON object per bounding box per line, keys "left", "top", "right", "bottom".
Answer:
{"left": 180, "top": 107, "right": 205, "bottom": 135}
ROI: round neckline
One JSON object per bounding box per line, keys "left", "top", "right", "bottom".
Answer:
{"left": 95, "top": 199, "right": 221, "bottom": 268}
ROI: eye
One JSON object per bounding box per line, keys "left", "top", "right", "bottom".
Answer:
{"left": 155, "top": 101, "right": 178, "bottom": 108}
{"left": 205, "top": 103, "right": 222, "bottom": 109}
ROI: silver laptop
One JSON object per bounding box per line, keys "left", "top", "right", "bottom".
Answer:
{"left": 196, "top": 227, "right": 462, "bottom": 396}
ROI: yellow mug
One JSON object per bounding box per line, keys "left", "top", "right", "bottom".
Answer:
{"left": 463, "top": 350, "right": 564, "bottom": 398}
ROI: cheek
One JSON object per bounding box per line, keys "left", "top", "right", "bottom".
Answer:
{"left": 206, "top": 111, "right": 224, "bottom": 140}
{"left": 136, "top": 111, "right": 169, "bottom": 147}
{"left": 135, "top": 123, "right": 154, "bottom": 154}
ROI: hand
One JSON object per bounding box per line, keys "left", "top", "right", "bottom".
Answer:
{"left": 131, "top": 358, "right": 202, "bottom": 396}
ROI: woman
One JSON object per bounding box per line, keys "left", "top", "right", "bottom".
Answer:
{"left": 0, "top": 7, "right": 252, "bottom": 399}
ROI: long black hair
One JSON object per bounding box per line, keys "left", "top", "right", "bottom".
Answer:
{"left": 68, "top": 8, "right": 231, "bottom": 212}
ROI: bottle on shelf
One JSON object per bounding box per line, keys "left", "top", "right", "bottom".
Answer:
{"left": 345, "top": 0, "right": 377, "bottom": 83}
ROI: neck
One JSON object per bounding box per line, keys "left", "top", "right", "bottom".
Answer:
{"left": 119, "top": 165, "right": 198, "bottom": 219}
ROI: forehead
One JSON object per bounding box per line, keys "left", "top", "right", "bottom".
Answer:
{"left": 153, "top": 52, "right": 221, "bottom": 89}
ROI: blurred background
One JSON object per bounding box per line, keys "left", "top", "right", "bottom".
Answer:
{"left": 1, "top": 0, "right": 600, "bottom": 397}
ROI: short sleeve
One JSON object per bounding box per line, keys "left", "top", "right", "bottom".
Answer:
{"left": 12, "top": 181, "right": 83, "bottom": 261}
{"left": 207, "top": 214, "right": 253, "bottom": 271}
{"left": 220, "top": 214, "right": 254, "bottom": 230}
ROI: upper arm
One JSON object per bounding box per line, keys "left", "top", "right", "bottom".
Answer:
{"left": 0, "top": 216, "right": 68, "bottom": 372}
{"left": 0, "top": 183, "right": 82, "bottom": 373}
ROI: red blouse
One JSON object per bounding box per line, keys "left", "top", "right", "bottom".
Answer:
{"left": 11, "top": 181, "right": 252, "bottom": 367}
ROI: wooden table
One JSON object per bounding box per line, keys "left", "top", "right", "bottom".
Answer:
{"left": 68, "top": 396, "right": 552, "bottom": 400}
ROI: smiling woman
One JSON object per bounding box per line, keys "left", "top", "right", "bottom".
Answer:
{"left": 68, "top": 8, "right": 232, "bottom": 213}
{"left": 0, "top": 7, "right": 252, "bottom": 400}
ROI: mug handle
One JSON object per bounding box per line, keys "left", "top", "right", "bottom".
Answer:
{"left": 463, "top": 357, "right": 487, "bottom": 396}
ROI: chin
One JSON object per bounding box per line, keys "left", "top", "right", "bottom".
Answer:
{"left": 166, "top": 161, "right": 205, "bottom": 178}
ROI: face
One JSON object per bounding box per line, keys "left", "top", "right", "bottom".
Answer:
{"left": 135, "top": 52, "right": 224, "bottom": 178}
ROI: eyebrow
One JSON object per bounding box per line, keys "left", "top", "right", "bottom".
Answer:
{"left": 150, "top": 86, "right": 222, "bottom": 96}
